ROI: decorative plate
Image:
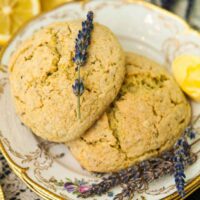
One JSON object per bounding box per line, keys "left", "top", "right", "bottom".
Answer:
{"left": 0, "top": 0, "right": 200, "bottom": 200}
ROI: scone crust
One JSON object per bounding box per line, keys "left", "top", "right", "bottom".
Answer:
{"left": 67, "top": 52, "right": 191, "bottom": 172}
{"left": 9, "top": 21, "right": 125, "bottom": 142}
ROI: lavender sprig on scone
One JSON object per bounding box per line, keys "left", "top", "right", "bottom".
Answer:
{"left": 72, "top": 11, "right": 94, "bottom": 119}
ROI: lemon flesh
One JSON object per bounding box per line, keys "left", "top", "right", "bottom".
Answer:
{"left": 0, "top": 0, "right": 40, "bottom": 45}
{"left": 172, "top": 55, "right": 200, "bottom": 102}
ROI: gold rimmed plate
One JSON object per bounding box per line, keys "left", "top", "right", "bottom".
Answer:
{"left": 0, "top": 0, "right": 200, "bottom": 199}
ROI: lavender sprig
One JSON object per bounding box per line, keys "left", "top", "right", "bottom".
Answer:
{"left": 172, "top": 115, "right": 200, "bottom": 197}
{"left": 72, "top": 11, "right": 94, "bottom": 119}
{"left": 79, "top": 166, "right": 140, "bottom": 198}
{"left": 173, "top": 137, "right": 188, "bottom": 197}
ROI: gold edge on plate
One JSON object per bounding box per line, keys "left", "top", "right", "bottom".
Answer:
{"left": 0, "top": 186, "right": 5, "bottom": 200}
{"left": 0, "top": 140, "right": 68, "bottom": 200}
{"left": 165, "top": 177, "right": 200, "bottom": 200}
{"left": 0, "top": 0, "right": 200, "bottom": 200}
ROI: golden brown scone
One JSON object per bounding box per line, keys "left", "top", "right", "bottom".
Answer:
{"left": 9, "top": 21, "right": 125, "bottom": 142}
{"left": 67, "top": 52, "right": 191, "bottom": 172}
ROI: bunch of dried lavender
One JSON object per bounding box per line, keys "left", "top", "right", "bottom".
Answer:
{"left": 80, "top": 151, "right": 196, "bottom": 199}
{"left": 114, "top": 149, "right": 196, "bottom": 200}
{"left": 79, "top": 118, "right": 199, "bottom": 199}
{"left": 72, "top": 11, "right": 94, "bottom": 119}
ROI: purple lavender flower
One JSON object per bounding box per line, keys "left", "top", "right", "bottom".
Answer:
{"left": 72, "top": 11, "right": 94, "bottom": 119}
{"left": 184, "top": 126, "right": 196, "bottom": 139}
{"left": 72, "top": 79, "right": 84, "bottom": 96}
{"left": 184, "top": 115, "right": 200, "bottom": 139}
{"left": 73, "top": 11, "right": 94, "bottom": 67}
{"left": 64, "top": 182, "right": 77, "bottom": 193}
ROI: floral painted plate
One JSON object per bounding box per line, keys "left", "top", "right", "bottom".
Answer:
{"left": 0, "top": 0, "right": 200, "bottom": 200}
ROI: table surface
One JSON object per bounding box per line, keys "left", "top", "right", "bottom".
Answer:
{"left": 0, "top": 0, "right": 200, "bottom": 199}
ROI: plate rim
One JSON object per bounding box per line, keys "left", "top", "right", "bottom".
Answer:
{"left": 0, "top": 0, "right": 200, "bottom": 199}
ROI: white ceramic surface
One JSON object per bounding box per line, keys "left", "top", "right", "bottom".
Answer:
{"left": 0, "top": 0, "right": 200, "bottom": 199}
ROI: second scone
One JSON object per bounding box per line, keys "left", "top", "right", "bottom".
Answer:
{"left": 67, "top": 52, "right": 191, "bottom": 172}
{"left": 9, "top": 21, "right": 125, "bottom": 142}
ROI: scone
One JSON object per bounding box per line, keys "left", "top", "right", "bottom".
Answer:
{"left": 9, "top": 22, "right": 125, "bottom": 142}
{"left": 67, "top": 52, "right": 191, "bottom": 172}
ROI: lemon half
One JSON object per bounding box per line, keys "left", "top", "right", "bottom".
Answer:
{"left": 0, "top": 0, "right": 40, "bottom": 45}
